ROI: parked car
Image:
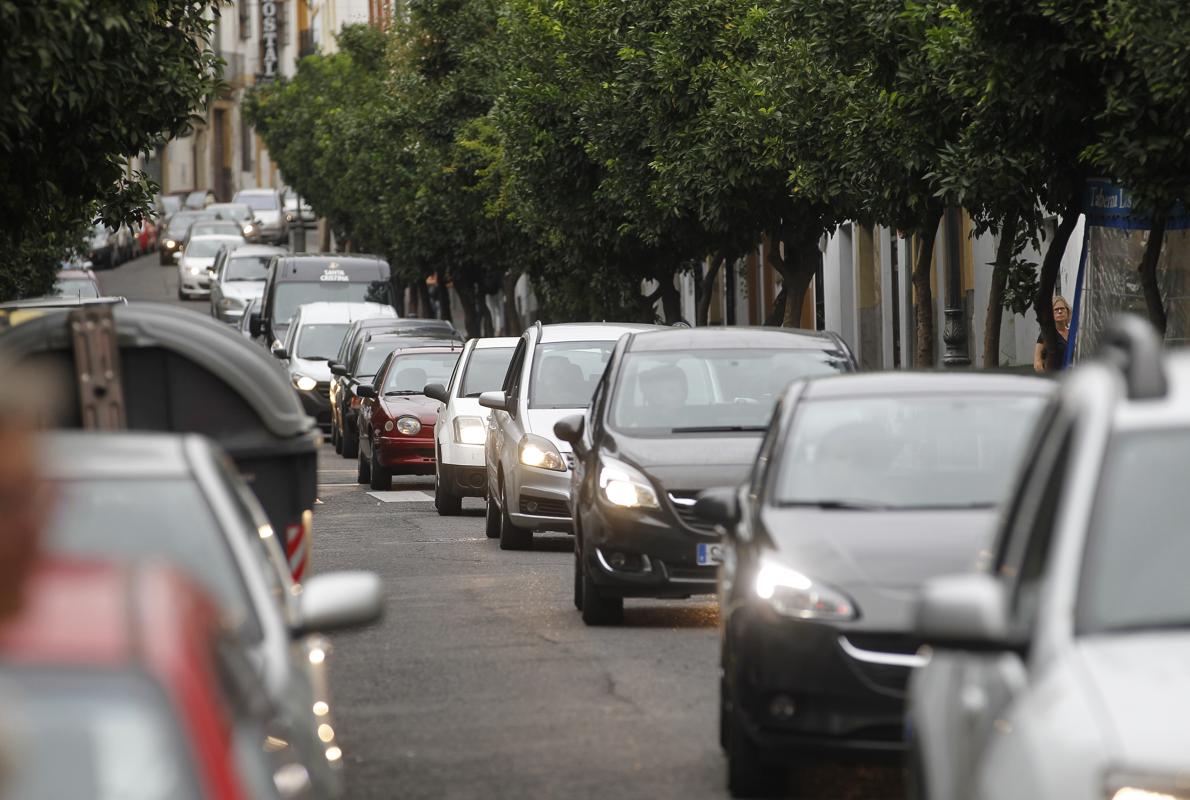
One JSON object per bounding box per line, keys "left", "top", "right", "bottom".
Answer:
{"left": 557, "top": 326, "right": 857, "bottom": 626}
{"left": 0, "top": 560, "right": 297, "bottom": 800}
{"left": 274, "top": 301, "right": 398, "bottom": 432}
{"left": 210, "top": 243, "right": 286, "bottom": 323}
{"left": 208, "top": 201, "right": 263, "bottom": 241}
{"left": 425, "top": 337, "right": 518, "bottom": 514}
{"left": 39, "top": 430, "right": 385, "bottom": 797}
{"left": 234, "top": 188, "right": 288, "bottom": 245}
{"left": 479, "top": 321, "right": 660, "bottom": 550}
{"left": 184, "top": 188, "right": 216, "bottom": 209}
{"left": 908, "top": 318, "right": 1189, "bottom": 800}
{"left": 51, "top": 267, "right": 101, "bottom": 300}
{"left": 284, "top": 194, "right": 316, "bottom": 228}
{"left": 695, "top": 371, "right": 1054, "bottom": 798}
{"left": 239, "top": 297, "right": 262, "bottom": 338}
{"left": 86, "top": 223, "right": 116, "bottom": 269}
{"left": 178, "top": 234, "right": 247, "bottom": 300}
{"left": 251, "top": 254, "right": 394, "bottom": 349}
{"left": 329, "top": 319, "right": 464, "bottom": 458}
{"left": 357, "top": 345, "right": 464, "bottom": 490}
{"left": 160, "top": 209, "right": 215, "bottom": 265}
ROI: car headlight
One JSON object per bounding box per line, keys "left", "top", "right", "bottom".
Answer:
{"left": 454, "top": 416, "right": 486, "bottom": 445}
{"left": 396, "top": 416, "right": 421, "bottom": 435}
{"left": 164, "top": 239, "right": 176, "bottom": 249}
{"left": 519, "top": 434, "right": 566, "bottom": 471}
{"left": 1107, "top": 773, "right": 1190, "bottom": 800}
{"left": 294, "top": 375, "right": 317, "bottom": 392}
{"left": 598, "top": 457, "right": 658, "bottom": 508}
{"left": 243, "top": 223, "right": 255, "bottom": 234}
{"left": 753, "top": 557, "right": 856, "bottom": 620}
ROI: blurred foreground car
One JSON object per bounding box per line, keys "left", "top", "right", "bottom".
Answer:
{"left": 908, "top": 318, "right": 1190, "bottom": 800}
{"left": 0, "top": 560, "right": 299, "bottom": 800}
{"left": 426, "top": 336, "right": 517, "bottom": 514}
{"left": 696, "top": 372, "right": 1053, "bottom": 798}
{"left": 480, "top": 322, "right": 660, "bottom": 550}
{"left": 210, "top": 243, "right": 286, "bottom": 323}
{"left": 0, "top": 295, "right": 126, "bottom": 330}
{"left": 40, "top": 430, "right": 384, "bottom": 797}
{"left": 178, "top": 234, "right": 247, "bottom": 300}
{"left": 357, "top": 345, "right": 463, "bottom": 489}
{"left": 557, "top": 326, "right": 856, "bottom": 625}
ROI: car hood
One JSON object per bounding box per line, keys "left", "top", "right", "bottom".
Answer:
{"left": 611, "top": 433, "right": 762, "bottom": 492}
{"left": 181, "top": 256, "right": 215, "bottom": 268}
{"left": 525, "top": 408, "right": 582, "bottom": 451}
{"left": 759, "top": 507, "right": 995, "bottom": 622}
{"left": 255, "top": 209, "right": 282, "bottom": 225}
{"left": 381, "top": 394, "right": 440, "bottom": 425}
{"left": 221, "top": 281, "right": 265, "bottom": 301}
{"left": 1076, "top": 632, "right": 1190, "bottom": 769}
{"left": 291, "top": 357, "right": 331, "bottom": 383}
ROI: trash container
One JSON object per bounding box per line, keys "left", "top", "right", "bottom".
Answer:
{"left": 0, "top": 302, "right": 320, "bottom": 580}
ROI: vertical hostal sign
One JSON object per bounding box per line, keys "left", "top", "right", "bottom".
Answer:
{"left": 261, "top": 0, "right": 279, "bottom": 80}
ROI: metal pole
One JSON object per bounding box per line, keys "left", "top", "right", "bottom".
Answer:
{"left": 942, "top": 206, "right": 971, "bottom": 367}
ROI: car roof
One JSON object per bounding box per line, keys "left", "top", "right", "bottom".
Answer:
{"left": 227, "top": 244, "right": 285, "bottom": 257}
{"left": 389, "top": 345, "right": 465, "bottom": 357}
{"left": 41, "top": 431, "right": 198, "bottom": 480}
{"left": 538, "top": 322, "right": 659, "bottom": 344}
{"left": 474, "top": 336, "right": 518, "bottom": 349}
{"left": 364, "top": 333, "right": 463, "bottom": 348}
{"left": 56, "top": 269, "right": 96, "bottom": 281}
{"left": 799, "top": 371, "right": 1056, "bottom": 400}
{"left": 626, "top": 326, "right": 842, "bottom": 352}
{"left": 273, "top": 255, "right": 389, "bottom": 280}
{"left": 293, "top": 301, "right": 396, "bottom": 324}
{"left": 235, "top": 188, "right": 278, "bottom": 196}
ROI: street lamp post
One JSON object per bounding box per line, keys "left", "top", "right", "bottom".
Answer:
{"left": 942, "top": 206, "right": 971, "bottom": 367}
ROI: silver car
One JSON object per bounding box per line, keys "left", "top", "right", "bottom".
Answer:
{"left": 209, "top": 243, "right": 286, "bottom": 323}
{"left": 234, "top": 188, "right": 289, "bottom": 245}
{"left": 480, "top": 321, "right": 658, "bottom": 550}
{"left": 908, "top": 317, "right": 1190, "bottom": 800}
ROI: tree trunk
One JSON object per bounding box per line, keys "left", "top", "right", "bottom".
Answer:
{"left": 696, "top": 256, "right": 724, "bottom": 326}
{"left": 502, "top": 270, "right": 523, "bottom": 336}
{"left": 765, "top": 288, "right": 787, "bottom": 326}
{"left": 982, "top": 211, "right": 1020, "bottom": 369}
{"left": 1139, "top": 214, "right": 1168, "bottom": 336}
{"left": 912, "top": 209, "right": 944, "bottom": 367}
{"left": 1036, "top": 210, "right": 1080, "bottom": 372}
{"left": 417, "top": 277, "right": 434, "bottom": 320}
{"left": 768, "top": 229, "right": 819, "bottom": 328}
{"left": 659, "top": 276, "right": 682, "bottom": 324}
{"left": 453, "top": 279, "right": 482, "bottom": 338}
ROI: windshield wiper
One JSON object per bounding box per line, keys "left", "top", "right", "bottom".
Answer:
{"left": 670, "top": 425, "right": 767, "bottom": 434}
{"left": 384, "top": 390, "right": 421, "bottom": 396}
{"left": 302, "top": 356, "right": 329, "bottom": 361}
{"left": 779, "top": 499, "right": 891, "bottom": 511}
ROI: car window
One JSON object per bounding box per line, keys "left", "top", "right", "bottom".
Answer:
{"left": 382, "top": 352, "right": 461, "bottom": 394}
{"left": 357, "top": 343, "right": 401, "bottom": 377}
{"left": 446, "top": 341, "right": 471, "bottom": 396}
{"left": 459, "top": 346, "right": 515, "bottom": 398}
{"left": 751, "top": 397, "right": 787, "bottom": 498}
{"left": 273, "top": 282, "right": 387, "bottom": 323}
{"left": 236, "top": 193, "right": 278, "bottom": 211}
{"left": 503, "top": 338, "right": 527, "bottom": 396}
{"left": 45, "top": 478, "right": 262, "bottom": 642}
{"left": 224, "top": 254, "right": 271, "bottom": 282}
{"left": 528, "top": 340, "right": 615, "bottom": 409}
{"left": 296, "top": 323, "right": 350, "bottom": 360}
{"left": 53, "top": 278, "right": 99, "bottom": 299}
{"left": 185, "top": 238, "right": 231, "bottom": 258}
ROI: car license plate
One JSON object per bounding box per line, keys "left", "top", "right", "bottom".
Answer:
{"left": 697, "top": 542, "right": 725, "bottom": 566}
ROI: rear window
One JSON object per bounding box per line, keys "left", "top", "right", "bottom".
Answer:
{"left": 460, "top": 347, "right": 515, "bottom": 397}
{"left": 528, "top": 341, "right": 615, "bottom": 409}
{"left": 237, "top": 193, "right": 278, "bottom": 211}
{"left": 273, "top": 281, "right": 391, "bottom": 322}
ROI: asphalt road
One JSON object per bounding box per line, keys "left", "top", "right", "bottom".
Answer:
{"left": 98, "top": 251, "right": 902, "bottom": 800}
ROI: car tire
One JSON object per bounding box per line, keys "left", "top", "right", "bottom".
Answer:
{"left": 369, "top": 445, "right": 391, "bottom": 491}
{"left": 726, "top": 681, "right": 787, "bottom": 798}
{"left": 573, "top": 547, "right": 584, "bottom": 611}
{"left": 498, "top": 480, "right": 532, "bottom": 551}
{"left": 580, "top": 557, "right": 623, "bottom": 625}
{"left": 434, "top": 462, "right": 462, "bottom": 516}
{"left": 357, "top": 440, "right": 371, "bottom": 484}
{"left": 484, "top": 492, "right": 501, "bottom": 539}
{"left": 177, "top": 287, "right": 185, "bottom": 301}
{"left": 332, "top": 419, "right": 343, "bottom": 455}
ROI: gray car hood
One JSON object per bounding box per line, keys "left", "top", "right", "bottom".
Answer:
{"left": 291, "top": 356, "right": 331, "bottom": 383}
{"left": 611, "top": 433, "right": 761, "bottom": 492}
{"left": 221, "top": 280, "right": 265, "bottom": 302}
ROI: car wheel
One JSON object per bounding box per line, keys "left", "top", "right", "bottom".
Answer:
{"left": 434, "top": 462, "right": 462, "bottom": 516}
{"left": 484, "top": 491, "right": 501, "bottom": 539}
{"left": 573, "top": 545, "right": 584, "bottom": 611}
{"left": 357, "top": 439, "right": 371, "bottom": 484}
{"left": 341, "top": 419, "right": 359, "bottom": 459}
{"left": 580, "top": 556, "right": 623, "bottom": 625}
{"left": 177, "top": 286, "right": 185, "bottom": 301}
{"left": 369, "top": 443, "right": 391, "bottom": 490}
{"left": 726, "top": 678, "right": 787, "bottom": 798}
{"left": 498, "top": 479, "right": 532, "bottom": 551}
{"left": 331, "top": 418, "right": 343, "bottom": 454}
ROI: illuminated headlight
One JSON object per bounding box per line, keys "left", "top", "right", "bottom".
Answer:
{"left": 598, "top": 457, "right": 658, "bottom": 508}
{"left": 243, "top": 223, "right": 255, "bottom": 234}
{"left": 753, "top": 557, "right": 856, "bottom": 620}
{"left": 294, "top": 375, "right": 318, "bottom": 392}
{"left": 186, "top": 264, "right": 203, "bottom": 273}
{"left": 164, "top": 239, "right": 176, "bottom": 249}
{"left": 454, "top": 416, "right": 486, "bottom": 445}
{"left": 396, "top": 416, "right": 421, "bottom": 435}
{"left": 1107, "top": 773, "right": 1190, "bottom": 800}
{"left": 519, "top": 434, "right": 566, "bottom": 471}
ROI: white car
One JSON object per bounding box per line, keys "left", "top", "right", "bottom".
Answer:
{"left": 425, "top": 336, "right": 517, "bottom": 515}
{"left": 234, "top": 188, "right": 288, "bottom": 245}
{"left": 908, "top": 317, "right": 1190, "bottom": 800}
{"left": 275, "top": 301, "right": 398, "bottom": 432}
{"left": 176, "top": 234, "right": 244, "bottom": 300}
{"left": 209, "top": 243, "right": 286, "bottom": 323}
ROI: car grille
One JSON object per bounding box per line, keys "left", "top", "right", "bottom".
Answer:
{"left": 667, "top": 491, "right": 717, "bottom": 535}
{"left": 316, "top": 382, "right": 330, "bottom": 400}
{"left": 519, "top": 496, "right": 570, "bottom": 517}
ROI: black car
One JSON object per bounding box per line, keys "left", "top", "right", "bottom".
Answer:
{"left": 693, "top": 372, "right": 1054, "bottom": 798}
{"left": 159, "top": 209, "right": 214, "bottom": 265}
{"left": 553, "top": 327, "right": 856, "bottom": 627}
{"left": 331, "top": 329, "right": 466, "bottom": 459}
{"left": 250, "top": 254, "right": 394, "bottom": 349}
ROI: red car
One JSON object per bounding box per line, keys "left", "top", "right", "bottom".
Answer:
{"left": 357, "top": 345, "right": 462, "bottom": 489}
{"left": 0, "top": 560, "right": 299, "bottom": 800}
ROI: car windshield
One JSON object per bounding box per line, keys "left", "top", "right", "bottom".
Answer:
{"left": 274, "top": 281, "right": 390, "bottom": 322}
{"left": 190, "top": 222, "right": 242, "bottom": 238}
{"left": 225, "top": 254, "right": 271, "bottom": 281}
{"left": 45, "top": 478, "right": 259, "bottom": 641}
{"left": 237, "top": 193, "right": 278, "bottom": 211}
{"left": 774, "top": 394, "right": 1046, "bottom": 510}
{"left": 53, "top": 278, "right": 99, "bottom": 299}
{"left": 184, "top": 239, "right": 229, "bottom": 258}
{"left": 460, "top": 347, "right": 516, "bottom": 397}
{"left": 296, "top": 323, "right": 349, "bottom": 360}
{"left": 528, "top": 341, "right": 615, "bottom": 408}
{"left": 4, "top": 668, "right": 200, "bottom": 800}
{"left": 159, "top": 196, "right": 182, "bottom": 215}
{"left": 1078, "top": 430, "right": 1190, "bottom": 634}
{"left": 357, "top": 343, "right": 399, "bottom": 377}
{"left": 383, "top": 352, "right": 461, "bottom": 394}
{"left": 209, "top": 204, "right": 251, "bottom": 221}
{"left": 610, "top": 348, "right": 851, "bottom": 434}
{"left": 165, "top": 213, "right": 200, "bottom": 237}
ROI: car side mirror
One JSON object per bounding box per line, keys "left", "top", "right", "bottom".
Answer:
{"left": 915, "top": 573, "right": 1016, "bottom": 652}
{"left": 292, "top": 571, "right": 383, "bottom": 636}
{"left": 356, "top": 384, "right": 377, "bottom": 399}
{"left": 693, "top": 487, "right": 740, "bottom": 534}
{"left": 330, "top": 362, "right": 347, "bottom": 376}
{"left": 249, "top": 313, "right": 263, "bottom": 337}
{"left": 553, "top": 414, "right": 584, "bottom": 445}
{"left": 478, "top": 390, "right": 509, "bottom": 411}
{"left": 271, "top": 346, "right": 288, "bottom": 360}
{"left": 424, "top": 382, "right": 448, "bottom": 404}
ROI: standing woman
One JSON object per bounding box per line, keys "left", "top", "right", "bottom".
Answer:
{"left": 1034, "top": 295, "right": 1072, "bottom": 372}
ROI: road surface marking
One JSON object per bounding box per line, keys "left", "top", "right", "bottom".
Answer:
{"left": 367, "top": 490, "right": 434, "bottom": 503}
